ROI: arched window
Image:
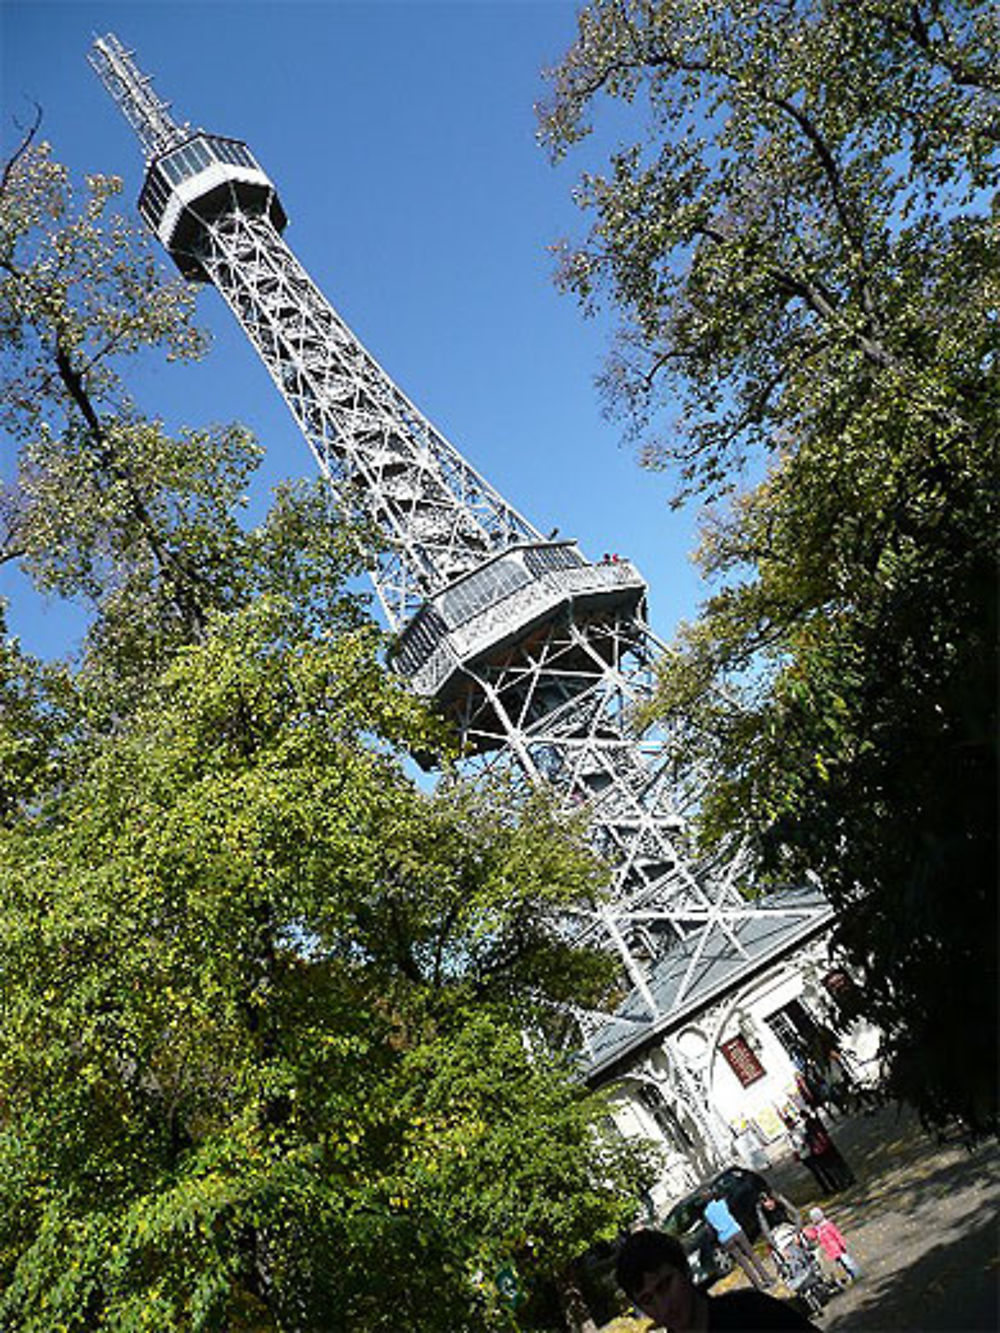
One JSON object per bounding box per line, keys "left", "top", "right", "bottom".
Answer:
{"left": 637, "top": 1082, "right": 696, "bottom": 1150}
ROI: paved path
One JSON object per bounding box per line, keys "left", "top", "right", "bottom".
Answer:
{"left": 733, "top": 1104, "right": 1000, "bottom": 1331}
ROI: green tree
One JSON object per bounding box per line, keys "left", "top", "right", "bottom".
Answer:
{"left": 0, "top": 599, "right": 646, "bottom": 1331}
{"left": 0, "top": 145, "right": 653, "bottom": 1328}
{"left": 1, "top": 135, "right": 262, "bottom": 695}
{"left": 539, "top": 0, "right": 998, "bottom": 1130}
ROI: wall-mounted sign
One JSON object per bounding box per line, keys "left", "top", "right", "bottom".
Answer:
{"left": 720, "top": 1034, "right": 766, "bottom": 1087}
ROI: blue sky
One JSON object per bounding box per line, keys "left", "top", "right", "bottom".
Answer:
{"left": 2, "top": 0, "right": 708, "bottom": 660}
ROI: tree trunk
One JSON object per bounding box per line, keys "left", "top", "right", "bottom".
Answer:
{"left": 554, "top": 1267, "right": 599, "bottom": 1333}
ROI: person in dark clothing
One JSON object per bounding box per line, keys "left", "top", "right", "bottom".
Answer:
{"left": 755, "top": 1189, "right": 803, "bottom": 1248}
{"left": 787, "top": 1111, "right": 853, "bottom": 1193}
{"left": 802, "top": 1112, "right": 855, "bottom": 1191}
{"left": 616, "top": 1229, "right": 820, "bottom": 1331}
{"left": 787, "top": 1118, "right": 837, "bottom": 1194}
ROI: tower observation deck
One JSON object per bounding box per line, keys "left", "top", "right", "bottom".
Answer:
{"left": 90, "top": 33, "right": 831, "bottom": 1158}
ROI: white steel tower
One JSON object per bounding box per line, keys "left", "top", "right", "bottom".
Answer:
{"left": 90, "top": 33, "right": 831, "bottom": 1159}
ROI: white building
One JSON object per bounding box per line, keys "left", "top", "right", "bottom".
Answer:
{"left": 583, "top": 889, "right": 881, "bottom": 1215}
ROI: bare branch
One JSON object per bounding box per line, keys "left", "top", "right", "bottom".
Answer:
{"left": 0, "top": 100, "right": 43, "bottom": 198}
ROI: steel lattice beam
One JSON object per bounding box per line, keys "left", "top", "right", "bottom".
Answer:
{"left": 90, "top": 34, "right": 832, "bottom": 1152}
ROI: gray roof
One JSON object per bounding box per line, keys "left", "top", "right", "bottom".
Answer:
{"left": 585, "top": 883, "right": 834, "bottom": 1081}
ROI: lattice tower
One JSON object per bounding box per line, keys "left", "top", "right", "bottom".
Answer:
{"left": 90, "top": 34, "right": 830, "bottom": 1154}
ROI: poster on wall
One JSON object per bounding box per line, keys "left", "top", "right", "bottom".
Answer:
{"left": 753, "top": 1105, "right": 787, "bottom": 1143}
{"left": 720, "top": 1034, "right": 765, "bottom": 1087}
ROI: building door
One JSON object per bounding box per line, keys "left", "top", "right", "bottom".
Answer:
{"left": 766, "top": 998, "right": 821, "bottom": 1060}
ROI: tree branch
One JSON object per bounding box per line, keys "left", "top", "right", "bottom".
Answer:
{"left": 0, "top": 101, "right": 42, "bottom": 199}
{"left": 52, "top": 336, "right": 208, "bottom": 637}
{"left": 896, "top": 2, "right": 1000, "bottom": 94}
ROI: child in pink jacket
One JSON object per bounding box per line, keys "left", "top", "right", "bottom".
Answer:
{"left": 804, "top": 1206, "right": 861, "bottom": 1283}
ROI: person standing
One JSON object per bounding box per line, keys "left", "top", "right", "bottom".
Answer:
{"left": 787, "top": 1115, "right": 839, "bottom": 1194}
{"left": 703, "top": 1189, "right": 774, "bottom": 1291}
{"left": 755, "top": 1188, "right": 803, "bottom": 1248}
{"left": 802, "top": 1112, "right": 855, "bottom": 1191}
{"left": 805, "top": 1205, "right": 861, "bottom": 1285}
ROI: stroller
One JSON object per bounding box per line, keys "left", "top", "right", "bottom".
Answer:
{"left": 768, "top": 1221, "right": 836, "bottom": 1317}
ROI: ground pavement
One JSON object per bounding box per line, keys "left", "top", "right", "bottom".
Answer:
{"left": 601, "top": 1104, "right": 999, "bottom": 1333}
{"left": 728, "top": 1103, "right": 1000, "bottom": 1331}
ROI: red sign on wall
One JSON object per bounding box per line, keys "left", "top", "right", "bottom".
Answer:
{"left": 720, "top": 1035, "right": 766, "bottom": 1087}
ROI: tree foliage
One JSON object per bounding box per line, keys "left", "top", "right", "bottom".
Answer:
{"left": 540, "top": 0, "right": 998, "bottom": 1130}
{"left": 1, "top": 140, "right": 218, "bottom": 631}
{"left": 0, "top": 600, "right": 646, "bottom": 1330}
{"left": 0, "top": 143, "right": 653, "bottom": 1328}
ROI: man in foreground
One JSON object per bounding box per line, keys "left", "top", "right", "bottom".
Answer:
{"left": 616, "top": 1230, "right": 820, "bottom": 1331}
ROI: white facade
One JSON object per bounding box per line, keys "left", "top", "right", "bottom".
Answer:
{"left": 602, "top": 936, "right": 881, "bottom": 1220}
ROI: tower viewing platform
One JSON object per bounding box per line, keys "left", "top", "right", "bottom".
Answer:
{"left": 394, "top": 542, "right": 646, "bottom": 715}
{"left": 90, "top": 31, "right": 836, "bottom": 1161}
{"left": 137, "top": 132, "right": 287, "bottom": 280}
{"left": 90, "top": 34, "right": 286, "bottom": 282}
